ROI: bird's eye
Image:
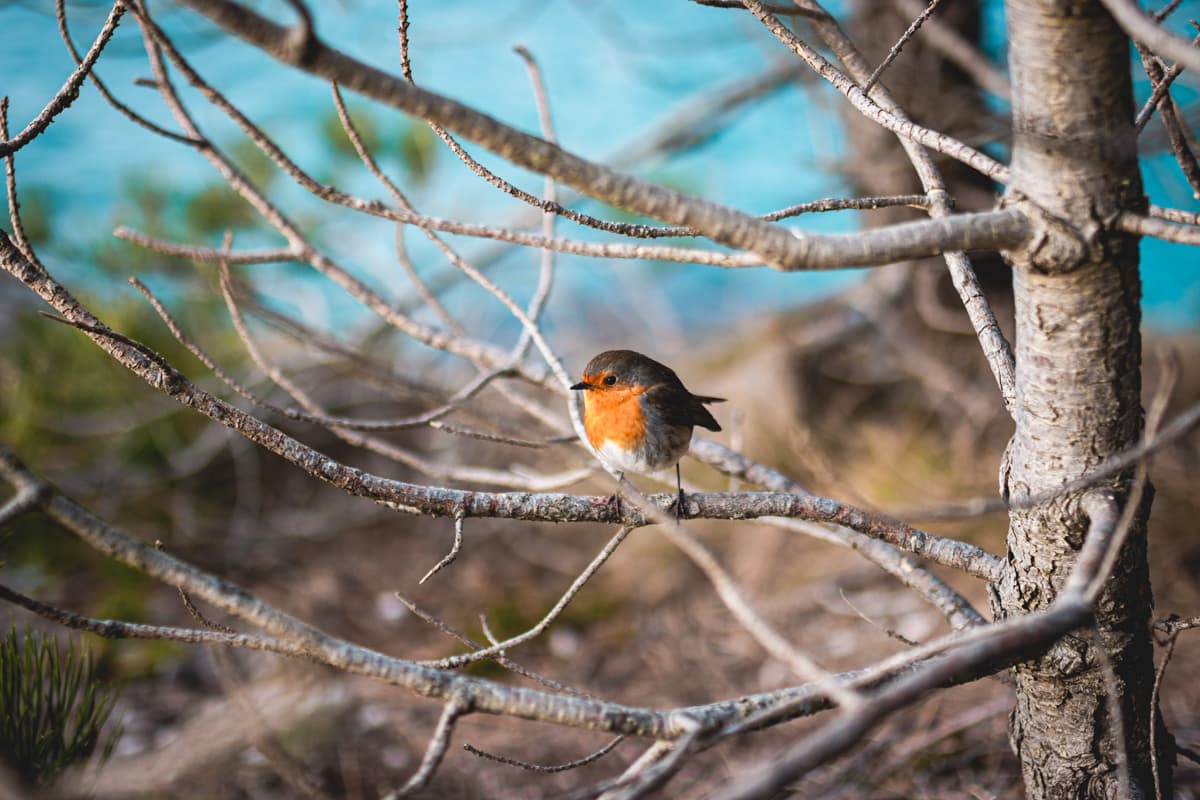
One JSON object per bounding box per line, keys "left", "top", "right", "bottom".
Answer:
{"left": 603, "top": 375, "right": 617, "bottom": 386}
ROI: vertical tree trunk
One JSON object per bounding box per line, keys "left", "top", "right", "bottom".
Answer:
{"left": 996, "top": 1, "right": 1172, "bottom": 796}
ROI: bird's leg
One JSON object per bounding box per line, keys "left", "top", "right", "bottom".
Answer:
{"left": 605, "top": 473, "right": 624, "bottom": 519}
{"left": 672, "top": 462, "right": 685, "bottom": 521}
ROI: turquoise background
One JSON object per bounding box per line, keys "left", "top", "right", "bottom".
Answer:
{"left": 3, "top": 0, "right": 1198, "bottom": 339}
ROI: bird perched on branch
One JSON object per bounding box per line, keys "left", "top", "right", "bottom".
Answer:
{"left": 571, "top": 349, "right": 724, "bottom": 519}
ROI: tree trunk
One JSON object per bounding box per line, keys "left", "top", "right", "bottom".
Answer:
{"left": 995, "top": 1, "right": 1172, "bottom": 796}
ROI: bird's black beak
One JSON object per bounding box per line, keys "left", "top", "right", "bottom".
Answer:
{"left": 570, "top": 381, "right": 590, "bottom": 391}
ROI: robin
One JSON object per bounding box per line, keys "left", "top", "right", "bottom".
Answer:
{"left": 570, "top": 350, "right": 724, "bottom": 519}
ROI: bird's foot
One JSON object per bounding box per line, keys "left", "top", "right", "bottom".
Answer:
{"left": 669, "top": 487, "right": 687, "bottom": 521}
{"left": 604, "top": 490, "right": 623, "bottom": 519}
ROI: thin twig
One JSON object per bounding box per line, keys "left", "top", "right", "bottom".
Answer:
{"left": 863, "top": 0, "right": 946, "bottom": 94}
{"left": 1099, "top": 0, "right": 1200, "bottom": 74}
{"left": 691, "top": 0, "right": 824, "bottom": 15}
{"left": 900, "top": 391, "right": 1200, "bottom": 521}
{"left": 746, "top": 0, "right": 1018, "bottom": 414}
{"left": 394, "top": 593, "right": 589, "bottom": 696}
{"left": 172, "top": 0, "right": 1027, "bottom": 272}
{"left": 419, "top": 511, "right": 466, "bottom": 584}
{"left": 512, "top": 43, "right": 557, "bottom": 362}
{"left": 1150, "top": 626, "right": 1179, "bottom": 800}
{"left": 0, "top": 99, "right": 36, "bottom": 263}
{"left": 54, "top": 0, "right": 200, "bottom": 145}
{"left": 0, "top": 583, "right": 309, "bottom": 656}
{"left": 426, "top": 421, "right": 574, "bottom": 449}
{"left": 135, "top": 272, "right": 512, "bottom": 432}
{"left": 384, "top": 698, "right": 467, "bottom": 798}
{"left": 424, "top": 526, "right": 634, "bottom": 669}
{"left": 1135, "top": 41, "right": 1200, "bottom": 196}
{"left": 1091, "top": 629, "right": 1133, "bottom": 799}
{"left": 892, "top": 0, "right": 1010, "bottom": 100}
{"left": 462, "top": 737, "right": 624, "bottom": 773}
{"left": 0, "top": 1, "right": 126, "bottom": 158}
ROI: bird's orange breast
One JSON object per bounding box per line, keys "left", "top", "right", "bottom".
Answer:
{"left": 582, "top": 385, "right": 648, "bottom": 451}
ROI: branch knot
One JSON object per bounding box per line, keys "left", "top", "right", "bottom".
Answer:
{"left": 999, "top": 191, "right": 1088, "bottom": 274}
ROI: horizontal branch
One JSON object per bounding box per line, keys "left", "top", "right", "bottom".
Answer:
{"left": 713, "top": 597, "right": 1091, "bottom": 799}
{"left": 1, "top": 232, "right": 1001, "bottom": 579}
{"left": 116, "top": 206, "right": 1030, "bottom": 273}
{"left": 714, "top": 450, "right": 1148, "bottom": 797}
{"left": 171, "top": 0, "right": 1030, "bottom": 271}
{"left": 1115, "top": 210, "right": 1200, "bottom": 245}
{"left": 1148, "top": 204, "right": 1200, "bottom": 225}
{"left": 115, "top": 222, "right": 763, "bottom": 270}
{"left": 0, "top": 443, "right": 681, "bottom": 739}
{"left": 0, "top": 583, "right": 310, "bottom": 656}
{"left": 0, "top": 442, "right": 1018, "bottom": 745}
{"left": 112, "top": 233, "right": 300, "bottom": 264}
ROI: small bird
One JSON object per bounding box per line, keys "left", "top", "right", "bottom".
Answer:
{"left": 571, "top": 350, "right": 724, "bottom": 519}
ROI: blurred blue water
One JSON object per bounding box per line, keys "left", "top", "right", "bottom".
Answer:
{"left": 3, "top": 0, "right": 1198, "bottom": 338}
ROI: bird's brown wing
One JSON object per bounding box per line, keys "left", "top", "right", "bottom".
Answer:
{"left": 645, "top": 384, "right": 724, "bottom": 432}
{"left": 689, "top": 396, "right": 723, "bottom": 432}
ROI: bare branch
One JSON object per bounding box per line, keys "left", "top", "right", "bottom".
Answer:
{"left": 113, "top": 229, "right": 299, "bottom": 264}
{"left": 419, "top": 511, "right": 466, "bottom": 584}
{"left": 424, "top": 526, "right": 633, "bottom": 669}
{"left": 892, "top": 0, "right": 1011, "bottom": 100}
{"left": 691, "top": 0, "right": 823, "bottom": 15}
{"left": 0, "top": 583, "right": 309, "bottom": 657}
{"left": 384, "top": 698, "right": 467, "bottom": 798}
{"left": 711, "top": 597, "right": 1092, "bottom": 799}
{"left": 1148, "top": 203, "right": 1200, "bottom": 224}
{"left": 0, "top": 100, "right": 36, "bottom": 263}
{"left": 168, "top": 0, "right": 1027, "bottom": 271}
{"left": 1150, "top": 621, "right": 1180, "bottom": 800}
{"left": 462, "top": 737, "right": 624, "bottom": 773}
{"left": 396, "top": 593, "right": 590, "bottom": 697}
{"left": 863, "top": 0, "right": 946, "bottom": 94}
{"left": 762, "top": 0, "right": 1017, "bottom": 413}
{"left": 1098, "top": 0, "right": 1200, "bottom": 73}
{"left": 741, "top": 0, "right": 1012, "bottom": 183}
{"left": 1117, "top": 209, "right": 1200, "bottom": 244}
{"left": 0, "top": 1, "right": 125, "bottom": 158}
{"left": 116, "top": 208, "right": 1029, "bottom": 272}
{"left": 54, "top": 0, "right": 200, "bottom": 146}
{"left": 1136, "top": 42, "right": 1200, "bottom": 197}
{"left": 1135, "top": 51, "right": 1190, "bottom": 132}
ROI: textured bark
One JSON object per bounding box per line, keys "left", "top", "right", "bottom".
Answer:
{"left": 996, "top": 1, "right": 1172, "bottom": 797}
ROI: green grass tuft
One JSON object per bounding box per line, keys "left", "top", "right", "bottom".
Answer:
{"left": 0, "top": 627, "right": 122, "bottom": 785}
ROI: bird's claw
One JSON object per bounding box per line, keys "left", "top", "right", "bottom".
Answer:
{"left": 670, "top": 487, "right": 686, "bottom": 522}
{"left": 604, "top": 491, "right": 623, "bottom": 519}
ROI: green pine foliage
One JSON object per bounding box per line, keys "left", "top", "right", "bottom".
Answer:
{"left": 0, "top": 627, "right": 121, "bottom": 785}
